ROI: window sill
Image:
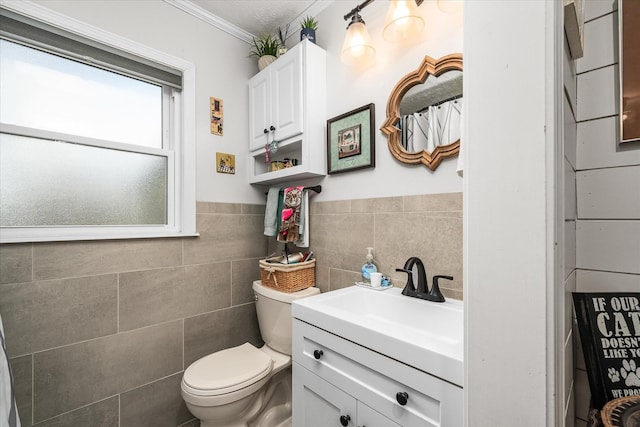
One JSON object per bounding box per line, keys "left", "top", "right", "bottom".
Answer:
{"left": 0, "top": 229, "right": 200, "bottom": 244}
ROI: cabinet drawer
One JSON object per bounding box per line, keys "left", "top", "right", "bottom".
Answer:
{"left": 293, "top": 319, "right": 463, "bottom": 427}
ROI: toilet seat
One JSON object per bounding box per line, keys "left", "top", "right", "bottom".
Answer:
{"left": 183, "top": 343, "right": 273, "bottom": 397}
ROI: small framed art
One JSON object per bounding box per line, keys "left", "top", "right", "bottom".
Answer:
{"left": 210, "top": 97, "right": 223, "bottom": 135}
{"left": 326, "top": 103, "right": 375, "bottom": 174}
{"left": 216, "top": 152, "right": 235, "bottom": 174}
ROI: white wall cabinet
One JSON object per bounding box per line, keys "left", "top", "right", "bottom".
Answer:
{"left": 248, "top": 52, "right": 302, "bottom": 151}
{"left": 292, "top": 319, "right": 463, "bottom": 427}
{"left": 247, "top": 39, "right": 326, "bottom": 185}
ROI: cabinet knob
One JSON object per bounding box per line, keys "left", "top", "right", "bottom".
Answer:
{"left": 263, "top": 128, "right": 269, "bottom": 134}
{"left": 396, "top": 391, "right": 409, "bottom": 406}
{"left": 269, "top": 125, "right": 276, "bottom": 132}
{"left": 313, "top": 349, "right": 323, "bottom": 359}
{"left": 339, "top": 414, "right": 351, "bottom": 426}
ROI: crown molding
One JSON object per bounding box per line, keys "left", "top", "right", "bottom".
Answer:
{"left": 163, "top": 0, "right": 255, "bottom": 44}
{"left": 165, "top": 0, "right": 334, "bottom": 45}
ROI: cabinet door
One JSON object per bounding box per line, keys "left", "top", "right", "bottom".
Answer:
{"left": 248, "top": 70, "right": 270, "bottom": 151}
{"left": 293, "top": 363, "right": 357, "bottom": 427}
{"left": 358, "top": 401, "right": 401, "bottom": 427}
{"left": 270, "top": 48, "right": 303, "bottom": 143}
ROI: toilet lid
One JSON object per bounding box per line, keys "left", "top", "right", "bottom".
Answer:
{"left": 183, "top": 343, "right": 273, "bottom": 396}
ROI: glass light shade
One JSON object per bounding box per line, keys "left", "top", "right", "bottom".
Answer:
{"left": 382, "top": 0, "right": 425, "bottom": 42}
{"left": 341, "top": 21, "right": 376, "bottom": 66}
{"left": 437, "top": 0, "right": 463, "bottom": 14}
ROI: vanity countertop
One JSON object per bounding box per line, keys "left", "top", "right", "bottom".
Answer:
{"left": 292, "top": 285, "right": 464, "bottom": 387}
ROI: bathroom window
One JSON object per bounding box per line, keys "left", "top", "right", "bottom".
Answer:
{"left": 0, "top": 7, "right": 196, "bottom": 243}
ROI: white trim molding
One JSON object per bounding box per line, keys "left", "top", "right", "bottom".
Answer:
{"left": 163, "top": 0, "right": 334, "bottom": 44}
{"left": 163, "top": 0, "right": 255, "bottom": 43}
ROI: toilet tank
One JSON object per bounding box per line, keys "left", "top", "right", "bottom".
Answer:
{"left": 252, "top": 280, "right": 320, "bottom": 355}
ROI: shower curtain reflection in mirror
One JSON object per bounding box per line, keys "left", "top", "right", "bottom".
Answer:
{"left": 400, "top": 97, "right": 462, "bottom": 153}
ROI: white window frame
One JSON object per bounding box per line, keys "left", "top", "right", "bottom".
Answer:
{"left": 0, "top": 0, "right": 197, "bottom": 243}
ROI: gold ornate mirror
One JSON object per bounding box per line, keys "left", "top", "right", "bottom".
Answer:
{"left": 380, "top": 53, "right": 463, "bottom": 170}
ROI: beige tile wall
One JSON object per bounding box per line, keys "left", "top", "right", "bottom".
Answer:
{"left": 1, "top": 194, "right": 463, "bottom": 426}
{"left": 0, "top": 202, "right": 266, "bottom": 427}
{"left": 270, "top": 192, "right": 464, "bottom": 300}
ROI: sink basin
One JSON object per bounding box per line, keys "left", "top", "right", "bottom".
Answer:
{"left": 292, "top": 285, "right": 464, "bottom": 387}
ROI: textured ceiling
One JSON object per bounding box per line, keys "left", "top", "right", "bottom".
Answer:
{"left": 189, "top": 0, "right": 316, "bottom": 38}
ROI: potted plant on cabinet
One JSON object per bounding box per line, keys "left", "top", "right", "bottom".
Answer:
{"left": 300, "top": 15, "right": 318, "bottom": 44}
{"left": 277, "top": 24, "right": 290, "bottom": 56}
{"left": 249, "top": 34, "right": 281, "bottom": 71}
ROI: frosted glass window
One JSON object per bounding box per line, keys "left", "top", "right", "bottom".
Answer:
{"left": 0, "top": 134, "right": 167, "bottom": 227}
{"left": 0, "top": 6, "right": 195, "bottom": 244}
{"left": 0, "top": 39, "right": 162, "bottom": 148}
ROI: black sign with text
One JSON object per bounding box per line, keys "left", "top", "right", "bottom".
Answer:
{"left": 573, "top": 292, "right": 640, "bottom": 409}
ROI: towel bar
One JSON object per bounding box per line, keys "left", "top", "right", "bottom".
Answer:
{"left": 264, "top": 185, "right": 321, "bottom": 196}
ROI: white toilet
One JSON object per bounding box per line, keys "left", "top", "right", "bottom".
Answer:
{"left": 181, "top": 280, "right": 320, "bottom": 427}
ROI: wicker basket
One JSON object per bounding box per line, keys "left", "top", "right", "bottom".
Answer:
{"left": 601, "top": 396, "right": 640, "bottom": 427}
{"left": 259, "top": 258, "right": 315, "bottom": 293}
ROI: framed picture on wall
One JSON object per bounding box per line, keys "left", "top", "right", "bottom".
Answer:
{"left": 210, "top": 97, "right": 223, "bottom": 136}
{"left": 326, "top": 103, "right": 375, "bottom": 174}
{"left": 619, "top": 0, "right": 640, "bottom": 143}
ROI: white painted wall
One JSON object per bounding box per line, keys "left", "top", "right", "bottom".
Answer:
{"left": 464, "top": 1, "right": 558, "bottom": 425}
{"left": 573, "top": 1, "right": 640, "bottom": 425}
{"left": 563, "top": 32, "right": 578, "bottom": 427}
{"left": 307, "top": 0, "right": 463, "bottom": 202}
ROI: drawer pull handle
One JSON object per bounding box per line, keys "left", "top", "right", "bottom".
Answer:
{"left": 396, "top": 391, "right": 409, "bottom": 406}
{"left": 313, "top": 349, "right": 323, "bottom": 359}
{"left": 340, "top": 414, "right": 351, "bottom": 426}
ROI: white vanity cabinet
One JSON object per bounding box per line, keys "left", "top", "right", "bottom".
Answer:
{"left": 292, "top": 319, "right": 463, "bottom": 427}
{"left": 247, "top": 39, "right": 326, "bottom": 184}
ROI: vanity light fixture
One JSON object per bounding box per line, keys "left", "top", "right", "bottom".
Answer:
{"left": 341, "top": 0, "right": 426, "bottom": 66}
{"left": 341, "top": 0, "right": 376, "bottom": 66}
{"left": 382, "top": 0, "right": 425, "bottom": 42}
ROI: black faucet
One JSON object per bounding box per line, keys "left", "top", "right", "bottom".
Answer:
{"left": 397, "top": 257, "right": 427, "bottom": 296}
{"left": 396, "top": 257, "right": 452, "bottom": 303}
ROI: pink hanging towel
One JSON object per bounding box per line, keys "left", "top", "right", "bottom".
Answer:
{"left": 277, "top": 186, "right": 304, "bottom": 243}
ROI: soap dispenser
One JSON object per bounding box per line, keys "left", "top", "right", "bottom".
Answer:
{"left": 361, "top": 247, "right": 378, "bottom": 284}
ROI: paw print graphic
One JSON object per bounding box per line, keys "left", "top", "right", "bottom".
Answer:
{"left": 608, "top": 367, "right": 620, "bottom": 383}
{"left": 620, "top": 359, "right": 640, "bottom": 387}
